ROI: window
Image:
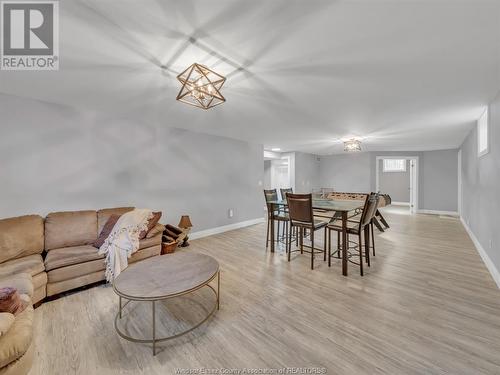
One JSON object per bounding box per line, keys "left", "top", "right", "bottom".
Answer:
{"left": 478, "top": 107, "right": 489, "bottom": 157}
{"left": 383, "top": 159, "right": 406, "bottom": 172}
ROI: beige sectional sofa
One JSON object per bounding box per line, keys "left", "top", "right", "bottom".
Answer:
{"left": 0, "top": 207, "right": 164, "bottom": 374}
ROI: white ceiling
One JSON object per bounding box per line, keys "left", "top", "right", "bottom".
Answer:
{"left": 1, "top": 0, "right": 499, "bottom": 154}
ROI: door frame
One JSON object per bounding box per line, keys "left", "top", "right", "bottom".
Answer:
{"left": 375, "top": 156, "right": 419, "bottom": 214}
{"left": 457, "top": 149, "right": 462, "bottom": 216}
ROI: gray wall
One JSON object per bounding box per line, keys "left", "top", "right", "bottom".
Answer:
{"left": 263, "top": 160, "right": 271, "bottom": 189}
{"left": 294, "top": 152, "right": 320, "bottom": 193}
{"left": 0, "top": 95, "right": 264, "bottom": 232}
{"left": 460, "top": 91, "right": 500, "bottom": 272}
{"left": 421, "top": 149, "right": 458, "bottom": 212}
{"left": 319, "top": 150, "right": 458, "bottom": 211}
{"left": 378, "top": 159, "right": 410, "bottom": 203}
{"left": 319, "top": 152, "right": 372, "bottom": 192}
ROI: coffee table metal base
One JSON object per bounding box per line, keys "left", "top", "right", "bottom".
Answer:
{"left": 114, "top": 270, "right": 220, "bottom": 355}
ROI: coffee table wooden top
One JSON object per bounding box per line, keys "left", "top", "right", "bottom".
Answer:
{"left": 113, "top": 252, "right": 219, "bottom": 301}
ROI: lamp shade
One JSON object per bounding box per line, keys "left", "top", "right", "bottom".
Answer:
{"left": 178, "top": 215, "right": 193, "bottom": 228}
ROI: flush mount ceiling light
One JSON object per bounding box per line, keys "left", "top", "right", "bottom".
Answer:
{"left": 176, "top": 63, "right": 226, "bottom": 110}
{"left": 344, "top": 139, "right": 362, "bottom": 152}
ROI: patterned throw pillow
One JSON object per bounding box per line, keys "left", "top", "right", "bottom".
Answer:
{"left": 0, "top": 287, "right": 27, "bottom": 316}
{"left": 94, "top": 214, "right": 120, "bottom": 248}
{"left": 139, "top": 211, "right": 162, "bottom": 239}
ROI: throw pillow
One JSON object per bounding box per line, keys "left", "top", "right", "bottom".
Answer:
{"left": 146, "top": 223, "right": 165, "bottom": 239}
{"left": 0, "top": 288, "right": 27, "bottom": 316}
{"left": 139, "top": 211, "right": 162, "bottom": 239}
{"left": 94, "top": 214, "right": 120, "bottom": 248}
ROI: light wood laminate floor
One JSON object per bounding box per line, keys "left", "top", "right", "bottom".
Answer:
{"left": 32, "top": 207, "right": 500, "bottom": 374}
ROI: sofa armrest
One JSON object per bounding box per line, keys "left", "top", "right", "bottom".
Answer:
{"left": 0, "top": 313, "right": 14, "bottom": 337}
{"left": 0, "top": 302, "right": 34, "bottom": 369}
{"left": 146, "top": 223, "right": 165, "bottom": 239}
{"left": 138, "top": 232, "right": 162, "bottom": 250}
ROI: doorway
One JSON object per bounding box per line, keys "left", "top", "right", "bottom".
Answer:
{"left": 263, "top": 154, "right": 292, "bottom": 198}
{"left": 270, "top": 156, "right": 291, "bottom": 193}
{"left": 376, "top": 156, "right": 418, "bottom": 214}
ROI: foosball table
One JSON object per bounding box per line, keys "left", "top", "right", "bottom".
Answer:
{"left": 325, "top": 192, "right": 391, "bottom": 232}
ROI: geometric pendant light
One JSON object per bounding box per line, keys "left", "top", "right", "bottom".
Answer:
{"left": 176, "top": 63, "right": 226, "bottom": 110}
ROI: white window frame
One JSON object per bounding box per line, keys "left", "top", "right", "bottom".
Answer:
{"left": 478, "top": 107, "right": 489, "bottom": 157}
{"left": 383, "top": 159, "right": 407, "bottom": 173}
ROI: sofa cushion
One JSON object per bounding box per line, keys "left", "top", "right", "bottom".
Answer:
{"left": 46, "top": 271, "right": 105, "bottom": 297}
{"left": 45, "top": 210, "right": 97, "bottom": 250}
{"left": 0, "top": 313, "right": 14, "bottom": 337}
{"left": 0, "top": 215, "right": 44, "bottom": 264}
{"left": 44, "top": 245, "right": 103, "bottom": 272}
{"left": 47, "top": 259, "right": 105, "bottom": 283}
{"left": 33, "top": 286, "right": 46, "bottom": 306}
{"left": 0, "top": 255, "right": 44, "bottom": 279}
{"left": 32, "top": 272, "right": 47, "bottom": 291}
{"left": 139, "top": 233, "right": 162, "bottom": 250}
{"left": 0, "top": 302, "right": 33, "bottom": 368}
{"left": 129, "top": 245, "right": 161, "bottom": 264}
{"left": 146, "top": 223, "right": 165, "bottom": 239}
{"left": 97, "top": 207, "right": 134, "bottom": 235}
{"left": 0, "top": 274, "right": 33, "bottom": 298}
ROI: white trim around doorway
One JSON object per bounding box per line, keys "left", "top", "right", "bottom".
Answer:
{"left": 375, "top": 156, "right": 419, "bottom": 214}
{"left": 458, "top": 149, "right": 462, "bottom": 216}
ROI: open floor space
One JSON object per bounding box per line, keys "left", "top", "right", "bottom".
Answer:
{"left": 31, "top": 208, "right": 500, "bottom": 374}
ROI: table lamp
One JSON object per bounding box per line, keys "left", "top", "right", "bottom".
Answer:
{"left": 178, "top": 215, "right": 192, "bottom": 247}
{"left": 178, "top": 215, "right": 193, "bottom": 229}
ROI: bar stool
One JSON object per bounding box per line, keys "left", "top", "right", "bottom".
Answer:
{"left": 286, "top": 193, "right": 327, "bottom": 269}
{"left": 326, "top": 193, "right": 379, "bottom": 276}
{"left": 264, "top": 189, "right": 289, "bottom": 250}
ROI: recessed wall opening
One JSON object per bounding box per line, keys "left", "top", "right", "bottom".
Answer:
{"left": 376, "top": 156, "right": 418, "bottom": 214}
{"left": 263, "top": 152, "right": 291, "bottom": 197}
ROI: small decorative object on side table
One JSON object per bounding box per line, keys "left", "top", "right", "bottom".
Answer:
{"left": 177, "top": 215, "right": 193, "bottom": 247}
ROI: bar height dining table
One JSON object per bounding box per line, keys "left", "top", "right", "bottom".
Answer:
{"left": 267, "top": 198, "right": 365, "bottom": 276}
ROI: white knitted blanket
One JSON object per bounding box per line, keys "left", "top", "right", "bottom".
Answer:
{"left": 98, "top": 208, "right": 153, "bottom": 282}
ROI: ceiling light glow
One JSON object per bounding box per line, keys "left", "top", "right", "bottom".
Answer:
{"left": 343, "top": 139, "right": 362, "bottom": 152}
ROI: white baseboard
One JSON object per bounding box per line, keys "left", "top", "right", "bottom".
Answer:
{"left": 417, "top": 209, "right": 459, "bottom": 217}
{"left": 392, "top": 201, "right": 410, "bottom": 206}
{"left": 460, "top": 217, "right": 500, "bottom": 289}
{"left": 189, "top": 218, "right": 265, "bottom": 240}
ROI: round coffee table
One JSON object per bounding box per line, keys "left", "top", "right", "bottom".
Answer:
{"left": 113, "top": 252, "right": 220, "bottom": 355}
